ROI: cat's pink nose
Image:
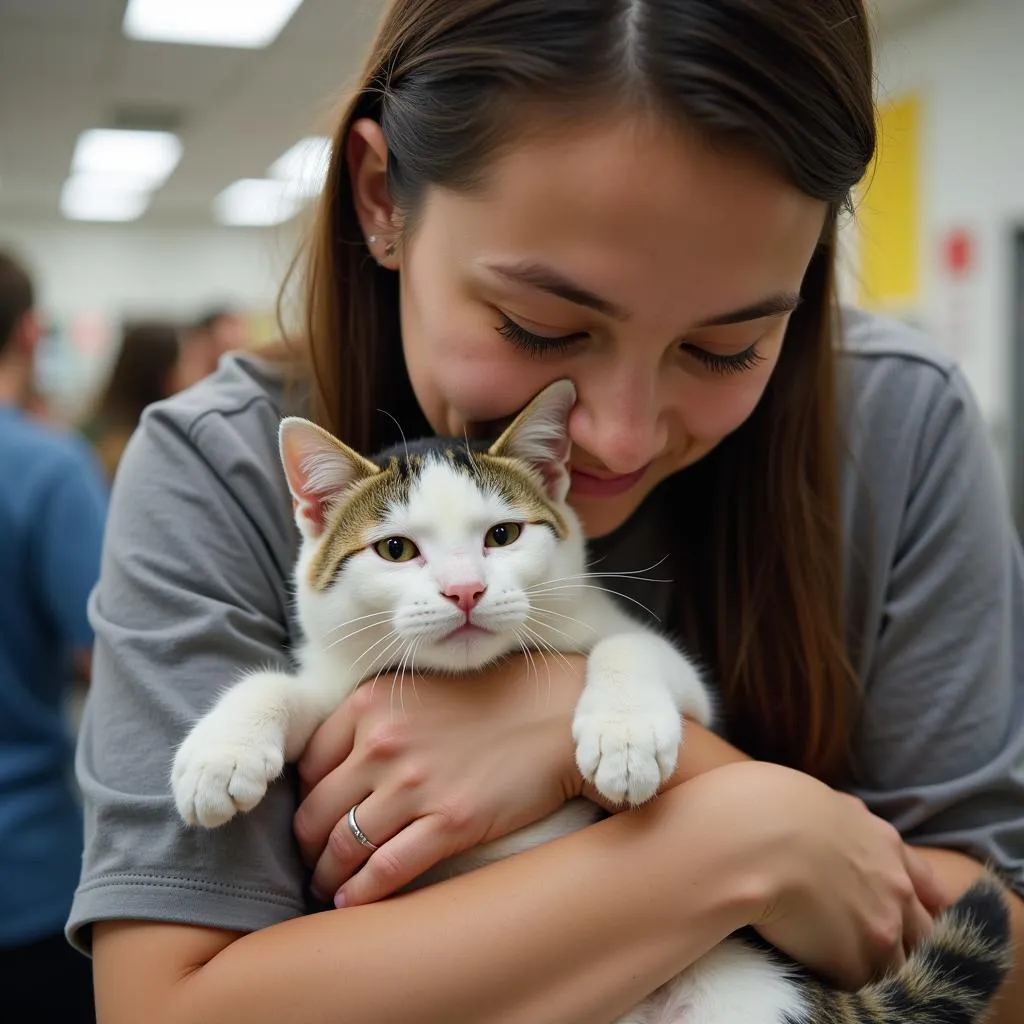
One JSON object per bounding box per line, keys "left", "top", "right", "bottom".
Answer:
{"left": 442, "top": 582, "right": 486, "bottom": 614}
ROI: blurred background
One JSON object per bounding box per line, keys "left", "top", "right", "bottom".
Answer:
{"left": 0, "top": 0, "right": 1021, "bottom": 516}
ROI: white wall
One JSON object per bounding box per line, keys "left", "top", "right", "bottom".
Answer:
{"left": 1, "top": 219, "right": 301, "bottom": 410}
{"left": 864, "top": 0, "right": 1024, "bottom": 474}
{"left": 1, "top": 220, "right": 299, "bottom": 322}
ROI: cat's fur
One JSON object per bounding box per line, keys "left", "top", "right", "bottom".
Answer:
{"left": 172, "top": 380, "right": 1011, "bottom": 1024}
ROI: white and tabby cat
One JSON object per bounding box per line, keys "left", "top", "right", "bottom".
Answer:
{"left": 172, "top": 380, "right": 1010, "bottom": 1024}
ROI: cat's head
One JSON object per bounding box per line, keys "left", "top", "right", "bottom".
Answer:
{"left": 279, "top": 380, "right": 583, "bottom": 672}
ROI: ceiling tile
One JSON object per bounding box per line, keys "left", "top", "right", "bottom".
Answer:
{"left": 0, "top": 0, "right": 120, "bottom": 32}
{"left": 106, "top": 38, "right": 251, "bottom": 110}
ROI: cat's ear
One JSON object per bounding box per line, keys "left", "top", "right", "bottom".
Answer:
{"left": 488, "top": 379, "right": 575, "bottom": 503}
{"left": 279, "top": 418, "right": 379, "bottom": 538}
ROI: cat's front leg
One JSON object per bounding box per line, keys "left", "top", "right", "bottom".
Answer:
{"left": 573, "top": 633, "right": 709, "bottom": 806}
{"left": 172, "top": 668, "right": 327, "bottom": 828}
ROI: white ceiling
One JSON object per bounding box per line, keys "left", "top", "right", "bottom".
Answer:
{"left": 0, "top": 0, "right": 953, "bottom": 228}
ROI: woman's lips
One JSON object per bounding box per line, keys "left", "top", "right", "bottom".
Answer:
{"left": 569, "top": 465, "right": 649, "bottom": 498}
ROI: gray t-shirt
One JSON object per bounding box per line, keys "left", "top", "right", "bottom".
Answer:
{"left": 67, "top": 309, "right": 1024, "bottom": 953}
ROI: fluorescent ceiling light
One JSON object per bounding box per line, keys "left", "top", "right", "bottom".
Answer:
{"left": 72, "top": 129, "right": 182, "bottom": 189}
{"left": 123, "top": 0, "right": 306, "bottom": 48}
{"left": 269, "top": 136, "right": 330, "bottom": 198}
{"left": 60, "top": 175, "right": 150, "bottom": 222}
{"left": 213, "top": 179, "right": 303, "bottom": 226}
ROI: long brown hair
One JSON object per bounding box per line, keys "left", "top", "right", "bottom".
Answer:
{"left": 92, "top": 321, "right": 181, "bottom": 434}
{"left": 286, "top": 0, "right": 875, "bottom": 783}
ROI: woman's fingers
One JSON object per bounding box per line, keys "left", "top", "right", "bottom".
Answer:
{"left": 293, "top": 761, "right": 370, "bottom": 868}
{"left": 902, "top": 893, "right": 935, "bottom": 959}
{"left": 296, "top": 691, "right": 362, "bottom": 796}
{"left": 310, "top": 791, "right": 412, "bottom": 900}
{"left": 337, "top": 814, "right": 459, "bottom": 908}
{"left": 903, "top": 845, "right": 949, "bottom": 917}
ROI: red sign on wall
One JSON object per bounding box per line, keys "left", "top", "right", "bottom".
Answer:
{"left": 943, "top": 228, "right": 974, "bottom": 278}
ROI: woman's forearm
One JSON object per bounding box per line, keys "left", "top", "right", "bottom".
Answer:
{"left": 656, "top": 734, "right": 1024, "bottom": 1020}
{"left": 915, "top": 847, "right": 1024, "bottom": 1024}
{"left": 96, "top": 779, "right": 762, "bottom": 1024}
{"left": 672, "top": 720, "right": 751, "bottom": 783}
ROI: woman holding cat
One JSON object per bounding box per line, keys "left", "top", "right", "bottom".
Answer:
{"left": 73, "top": 2, "right": 1024, "bottom": 1022}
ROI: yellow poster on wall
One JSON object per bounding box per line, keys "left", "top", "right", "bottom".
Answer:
{"left": 857, "top": 93, "right": 921, "bottom": 309}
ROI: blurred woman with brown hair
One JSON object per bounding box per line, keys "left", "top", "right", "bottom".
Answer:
{"left": 82, "top": 321, "right": 181, "bottom": 479}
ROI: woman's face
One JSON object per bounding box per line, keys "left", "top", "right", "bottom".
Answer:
{"left": 354, "top": 113, "right": 826, "bottom": 538}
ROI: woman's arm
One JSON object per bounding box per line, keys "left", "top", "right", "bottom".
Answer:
{"left": 296, "top": 656, "right": 751, "bottom": 904}
{"left": 94, "top": 762, "right": 935, "bottom": 1024}
{"left": 94, "top": 777, "right": 758, "bottom": 1024}
{"left": 661, "top": 726, "right": 1024, "bottom": 1017}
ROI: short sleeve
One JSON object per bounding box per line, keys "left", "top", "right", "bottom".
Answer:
{"left": 849, "top": 367, "right": 1024, "bottom": 894}
{"left": 29, "top": 444, "right": 108, "bottom": 651}
{"left": 67, "top": 399, "right": 309, "bottom": 953}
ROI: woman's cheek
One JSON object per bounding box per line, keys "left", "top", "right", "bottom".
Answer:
{"left": 406, "top": 322, "right": 558, "bottom": 433}
{"left": 677, "top": 370, "right": 773, "bottom": 444}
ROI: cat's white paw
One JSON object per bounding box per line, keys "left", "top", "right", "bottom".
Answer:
{"left": 172, "top": 725, "right": 284, "bottom": 828}
{"left": 572, "top": 696, "right": 681, "bottom": 806}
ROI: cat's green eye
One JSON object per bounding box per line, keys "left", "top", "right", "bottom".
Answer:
{"left": 485, "top": 522, "right": 522, "bottom": 548}
{"left": 375, "top": 537, "right": 419, "bottom": 562}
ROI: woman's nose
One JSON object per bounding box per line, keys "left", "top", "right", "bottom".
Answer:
{"left": 568, "top": 382, "right": 668, "bottom": 475}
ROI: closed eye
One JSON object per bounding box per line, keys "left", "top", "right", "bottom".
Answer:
{"left": 681, "top": 342, "right": 766, "bottom": 374}
{"left": 496, "top": 314, "right": 587, "bottom": 357}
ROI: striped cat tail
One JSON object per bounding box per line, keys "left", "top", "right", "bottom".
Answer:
{"left": 800, "top": 876, "right": 1012, "bottom": 1024}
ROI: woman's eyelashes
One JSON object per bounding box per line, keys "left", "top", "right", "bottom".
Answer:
{"left": 496, "top": 313, "right": 586, "bottom": 356}
{"left": 495, "top": 312, "right": 767, "bottom": 374}
{"left": 681, "top": 342, "right": 766, "bottom": 374}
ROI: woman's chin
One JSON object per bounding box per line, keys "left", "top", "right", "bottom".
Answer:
{"left": 569, "top": 494, "right": 637, "bottom": 539}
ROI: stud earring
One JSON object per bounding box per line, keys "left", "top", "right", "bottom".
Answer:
{"left": 367, "top": 234, "right": 378, "bottom": 245}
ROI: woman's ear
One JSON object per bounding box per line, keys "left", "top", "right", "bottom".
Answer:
{"left": 348, "top": 118, "right": 401, "bottom": 270}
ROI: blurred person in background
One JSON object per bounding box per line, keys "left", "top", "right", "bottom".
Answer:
{"left": 82, "top": 320, "right": 182, "bottom": 481}
{"left": 175, "top": 305, "right": 251, "bottom": 390}
{"left": 0, "top": 249, "right": 104, "bottom": 1021}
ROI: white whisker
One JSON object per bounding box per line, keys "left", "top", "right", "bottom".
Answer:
{"left": 527, "top": 583, "right": 660, "bottom": 621}
{"left": 526, "top": 557, "right": 672, "bottom": 589}
{"left": 407, "top": 639, "right": 424, "bottom": 707}
{"left": 390, "top": 639, "right": 415, "bottom": 722}
{"left": 362, "top": 634, "right": 406, "bottom": 700}
{"left": 351, "top": 628, "right": 404, "bottom": 671}
{"left": 512, "top": 627, "right": 545, "bottom": 708}
{"left": 525, "top": 614, "right": 588, "bottom": 649}
{"left": 378, "top": 407, "right": 411, "bottom": 464}
{"left": 528, "top": 605, "right": 598, "bottom": 634}
{"left": 320, "top": 608, "right": 393, "bottom": 637}
{"left": 516, "top": 625, "right": 563, "bottom": 706}
{"left": 395, "top": 637, "right": 419, "bottom": 720}
{"left": 518, "top": 622, "right": 575, "bottom": 678}
{"left": 323, "top": 615, "right": 394, "bottom": 652}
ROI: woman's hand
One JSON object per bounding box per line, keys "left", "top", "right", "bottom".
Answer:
{"left": 293, "top": 654, "right": 586, "bottom": 907}
{"left": 694, "top": 762, "right": 947, "bottom": 989}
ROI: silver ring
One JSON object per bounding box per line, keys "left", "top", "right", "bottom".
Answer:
{"left": 347, "top": 804, "right": 378, "bottom": 852}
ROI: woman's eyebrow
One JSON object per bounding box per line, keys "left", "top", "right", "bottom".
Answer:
{"left": 481, "top": 258, "right": 801, "bottom": 327}
{"left": 694, "top": 293, "right": 803, "bottom": 327}
{"left": 480, "top": 260, "right": 629, "bottom": 320}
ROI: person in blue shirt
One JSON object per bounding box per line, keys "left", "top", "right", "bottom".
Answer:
{"left": 0, "top": 249, "right": 106, "bottom": 1022}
